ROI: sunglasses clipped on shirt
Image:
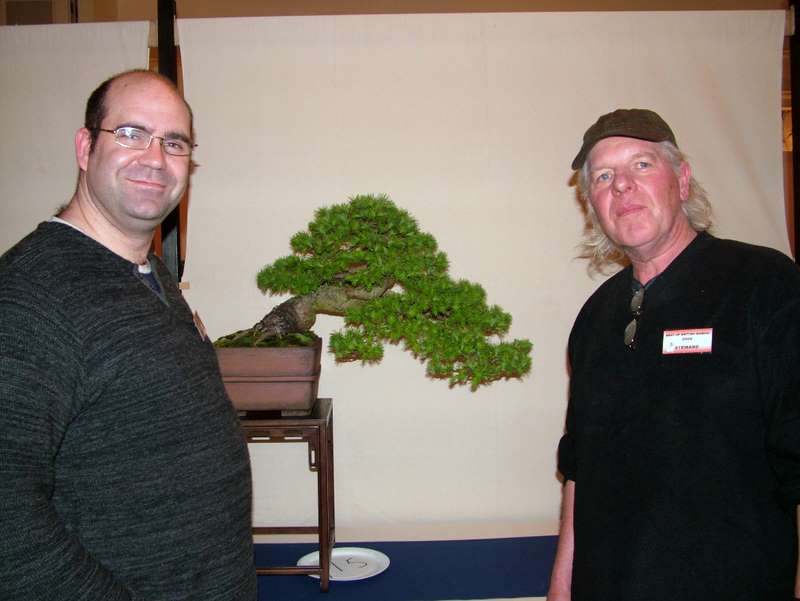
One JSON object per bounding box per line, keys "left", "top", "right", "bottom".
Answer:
{"left": 624, "top": 285, "right": 644, "bottom": 350}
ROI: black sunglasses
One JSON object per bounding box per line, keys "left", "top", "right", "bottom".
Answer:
{"left": 624, "top": 286, "right": 644, "bottom": 350}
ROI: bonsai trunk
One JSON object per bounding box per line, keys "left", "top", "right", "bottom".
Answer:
{"left": 248, "top": 281, "right": 394, "bottom": 343}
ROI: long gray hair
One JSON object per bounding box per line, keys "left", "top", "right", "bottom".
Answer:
{"left": 576, "top": 140, "right": 713, "bottom": 274}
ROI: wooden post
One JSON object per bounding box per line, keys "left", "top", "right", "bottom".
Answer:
{"left": 790, "top": 4, "right": 800, "bottom": 261}
{"left": 157, "top": 0, "right": 181, "bottom": 279}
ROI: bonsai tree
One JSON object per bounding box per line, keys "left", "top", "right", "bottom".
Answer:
{"left": 216, "top": 194, "right": 532, "bottom": 390}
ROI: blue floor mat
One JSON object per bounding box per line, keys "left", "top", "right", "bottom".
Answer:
{"left": 255, "top": 536, "right": 556, "bottom": 600}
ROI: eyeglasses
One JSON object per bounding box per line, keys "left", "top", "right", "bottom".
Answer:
{"left": 624, "top": 286, "right": 644, "bottom": 350}
{"left": 95, "top": 126, "right": 196, "bottom": 156}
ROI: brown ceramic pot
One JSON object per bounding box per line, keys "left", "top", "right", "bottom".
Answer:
{"left": 215, "top": 337, "right": 321, "bottom": 414}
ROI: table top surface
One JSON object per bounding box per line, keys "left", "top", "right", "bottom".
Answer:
{"left": 238, "top": 397, "right": 331, "bottom": 427}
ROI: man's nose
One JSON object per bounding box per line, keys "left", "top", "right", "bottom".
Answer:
{"left": 138, "top": 138, "right": 167, "bottom": 167}
{"left": 612, "top": 171, "right": 633, "bottom": 194}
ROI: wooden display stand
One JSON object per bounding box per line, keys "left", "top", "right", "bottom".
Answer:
{"left": 239, "top": 398, "right": 335, "bottom": 591}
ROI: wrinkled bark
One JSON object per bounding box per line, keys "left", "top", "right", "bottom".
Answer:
{"left": 245, "top": 280, "right": 394, "bottom": 343}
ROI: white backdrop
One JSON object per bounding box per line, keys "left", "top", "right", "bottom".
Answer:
{"left": 0, "top": 13, "right": 786, "bottom": 543}
{"left": 0, "top": 22, "right": 151, "bottom": 252}
{"left": 178, "top": 11, "right": 787, "bottom": 541}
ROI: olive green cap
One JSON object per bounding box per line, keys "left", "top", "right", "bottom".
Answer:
{"left": 571, "top": 108, "right": 677, "bottom": 170}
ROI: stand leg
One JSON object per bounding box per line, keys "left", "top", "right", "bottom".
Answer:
{"left": 317, "top": 415, "right": 333, "bottom": 591}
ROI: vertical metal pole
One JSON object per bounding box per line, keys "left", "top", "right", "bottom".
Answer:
{"left": 157, "top": 0, "right": 181, "bottom": 279}
{"left": 790, "top": 4, "right": 800, "bottom": 262}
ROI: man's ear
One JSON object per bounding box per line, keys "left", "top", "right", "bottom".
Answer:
{"left": 678, "top": 161, "right": 691, "bottom": 201}
{"left": 75, "top": 127, "right": 92, "bottom": 172}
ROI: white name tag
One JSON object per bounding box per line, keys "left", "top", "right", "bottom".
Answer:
{"left": 662, "top": 328, "right": 713, "bottom": 354}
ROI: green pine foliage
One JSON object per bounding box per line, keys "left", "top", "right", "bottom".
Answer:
{"left": 214, "top": 331, "right": 318, "bottom": 349}
{"left": 256, "top": 194, "right": 532, "bottom": 390}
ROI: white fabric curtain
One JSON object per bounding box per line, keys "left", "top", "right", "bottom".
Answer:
{"left": 178, "top": 11, "right": 785, "bottom": 540}
{"left": 0, "top": 22, "right": 151, "bottom": 252}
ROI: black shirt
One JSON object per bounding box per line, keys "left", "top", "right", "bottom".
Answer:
{"left": 559, "top": 232, "right": 800, "bottom": 601}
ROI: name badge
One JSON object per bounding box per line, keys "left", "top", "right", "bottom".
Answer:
{"left": 662, "top": 328, "right": 713, "bottom": 354}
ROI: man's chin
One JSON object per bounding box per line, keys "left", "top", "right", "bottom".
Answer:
{"left": 126, "top": 203, "right": 179, "bottom": 230}
{"left": 612, "top": 220, "right": 659, "bottom": 247}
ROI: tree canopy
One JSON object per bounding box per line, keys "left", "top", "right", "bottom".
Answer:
{"left": 219, "top": 194, "right": 532, "bottom": 390}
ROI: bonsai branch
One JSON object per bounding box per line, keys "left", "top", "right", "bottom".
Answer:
{"left": 249, "top": 280, "right": 394, "bottom": 342}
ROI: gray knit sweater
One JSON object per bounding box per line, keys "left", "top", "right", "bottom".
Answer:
{"left": 0, "top": 222, "right": 256, "bottom": 600}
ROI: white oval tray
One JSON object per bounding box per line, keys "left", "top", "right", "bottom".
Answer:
{"left": 296, "top": 547, "right": 390, "bottom": 581}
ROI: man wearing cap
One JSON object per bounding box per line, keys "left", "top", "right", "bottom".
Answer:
{"left": 548, "top": 109, "right": 800, "bottom": 600}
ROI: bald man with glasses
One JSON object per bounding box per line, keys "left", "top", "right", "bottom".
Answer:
{"left": 0, "top": 70, "right": 256, "bottom": 600}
